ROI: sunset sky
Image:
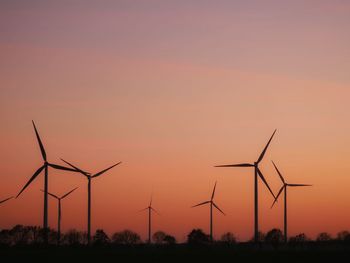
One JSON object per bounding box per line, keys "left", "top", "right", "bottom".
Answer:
{"left": 1, "top": 0, "right": 350, "bottom": 242}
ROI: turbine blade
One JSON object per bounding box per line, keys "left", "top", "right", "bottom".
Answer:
{"left": 40, "top": 189, "right": 59, "bottom": 199}
{"left": 61, "top": 187, "right": 78, "bottom": 199}
{"left": 287, "top": 184, "right": 312, "bottom": 187}
{"left": 92, "top": 162, "right": 122, "bottom": 178}
{"left": 192, "top": 201, "right": 210, "bottom": 208}
{"left": 150, "top": 194, "right": 153, "bottom": 207}
{"left": 270, "top": 186, "right": 284, "bottom": 208}
{"left": 257, "top": 129, "right": 277, "bottom": 164}
{"left": 48, "top": 163, "right": 79, "bottom": 172}
{"left": 60, "top": 159, "right": 89, "bottom": 176}
{"left": 151, "top": 207, "right": 160, "bottom": 215}
{"left": 32, "top": 121, "right": 47, "bottom": 161}
{"left": 271, "top": 160, "right": 285, "bottom": 183}
{"left": 17, "top": 165, "right": 45, "bottom": 198}
{"left": 138, "top": 207, "right": 148, "bottom": 212}
{"left": 0, "top": 196, "right": 14, "bottom": 204}
{"left": 257, "top": 168, "right": 275, "bottom": 199}
{"left": 215, "top": 163, "right": 254, "bottom": 167}
{"left": 211, "top": 181, "right": 217, "bottom": 200}
{"left": 213, "top": 202, "right": 225, "bottom": 215}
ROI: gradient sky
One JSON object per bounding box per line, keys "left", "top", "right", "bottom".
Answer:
{"left": 1, "top": 0, "right": 350, "bottom": 242}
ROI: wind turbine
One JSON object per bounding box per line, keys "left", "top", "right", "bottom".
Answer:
{"left": 215, "top": 130, "right": 277, "bottom": 243}
{"left": 140, "top": 195, "right": 159, "bottom": 244}
{"left": 41, "top": 187, "right": 78, "bottom": 244}
{"left": 16, "top": 121, "right": 78, "bottom": 244}
{"left": 0, "top": 196, "right": 13, "bottom": 205}
{"left": 61, "top": 159, "right": 121, "bottom": 245}
{"left": 271, "top": 161, "right": 312, "bottom": 243}
{"left": 192, "top": 181, "right": 225, "bottom": 242}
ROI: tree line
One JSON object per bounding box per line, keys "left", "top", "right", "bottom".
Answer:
{"left": 0, "top": 225, "right": 350, "bottom": 247}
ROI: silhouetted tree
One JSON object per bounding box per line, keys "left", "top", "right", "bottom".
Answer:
{"left": 187, "top": 229, "right": 210, "bottom": 245}
{"left": 0, "top": 229, "right": 11, "bottom": 246}
{"left": 337, "top": 231, "right": 350, "bottom": 242}
{"left": 152, "top": 231, "right": 167, "bottom": 244}
{"left": 93, "top": 229, "right": 110, "bottom": 246}
{"left": 250, "top": 231, "right": 265, "bottom": 243}
{"left": 0, "top": 225, "right": 47, "bottom": 246}
{"left": 112, "top": 230, "right": 141, "bottom": 245}
{"left": 163, "top": 234, "right": 176, "bottom": 245}
{"left": 9, "top": 225, "right": 31, "bottom": 245}
{"left": 48, "top": 228, "right": 59, "bottom": 245}
{"left": 265, "top": 228, "right": 283, "bottom": 245}
{"left": 220, "top": 232, "right": 236, "bottom": 245}
{"left": 289, "top": 233, "right": 309, "bottom": 244}
{"left": 27, "top": 226, "right": 44, "bottom": 245}
{"left": 316, "top": 232, "right": 332, "bottom": 242}
{"left": 151, "top": 231, "right": 176, "bottom": 245}
{"left": 62, "top": 229, "right": 85, "bottom": 246}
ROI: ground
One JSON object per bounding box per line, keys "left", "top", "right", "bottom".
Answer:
{"left": 1, "top": 244, "right": 349, "bottom": 262}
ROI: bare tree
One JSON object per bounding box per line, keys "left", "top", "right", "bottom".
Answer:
{"left": 112, "top": 230, "right": 141, "bottom": 245}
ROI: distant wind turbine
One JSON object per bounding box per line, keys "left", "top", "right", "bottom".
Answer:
{"left": 140, "top": 195, "right": 159, "bottom": 244}
{"left": 41, "top": 187, "right": 78, "bottom": 244}
{"left": 61, "top": 159, "right": 121, "bottom": 245}
{"left": 16, "top": 121, "right": 78, "bottom": 244}
{"left": 192, "top": 181, "right": 225, "bottom": 242}
{"left": 0, "top": 196, "right": 13, "bottom": 205}
{"left": 271, "top": 161, "right": 312, "bottom": 243}
{"left": 215, "top": 130, "right": 277, "bottom": 242}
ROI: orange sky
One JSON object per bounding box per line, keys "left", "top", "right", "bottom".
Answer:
{"left": 1, "top": 1, "right": 350, "bottom": 242}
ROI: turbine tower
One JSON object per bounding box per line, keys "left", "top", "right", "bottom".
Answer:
{"left": 16, "top": 121, "right": 78, "bottom": 244}
{"left": 271, "top": 161, "right": 312, "bottom": 243}
{"left": 140, "top": 195, "right": 159, "bottom": 244}
{"left": 215, "top": 130, "right": 277, "bottom": 243}
{"left": 61, "top": 159, "right": 121, "bottom": 245}
{"left": 192, "top": 181, "right": 225, "bottom": 242}
{"left": 42, "top": 187, "right": 78, "bottom": 244}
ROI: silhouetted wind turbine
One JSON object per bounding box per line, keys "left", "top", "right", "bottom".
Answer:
{"left": 140, "top": 195, "right": 159, "bottom": 244}
{"left": 271, "top": 161, "right": 312, "bottom": 243}
{"left": 41, "top": 187, "right": 78, "bottom": 245}
{"left": 61, "top": 159, "right": 121, "bottom": 245}
{"left": 192, "top": 181, "right": 225, "bottom": 242}
{"left": 215, "top": 130, "right": 277, "bottom": 242}
{"left": 0, "top": 196, "right": 13, "bottom": 205}
{"left": 16, "top": 121, "right": 78, "bottom": 244}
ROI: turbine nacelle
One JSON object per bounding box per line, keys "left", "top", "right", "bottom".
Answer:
{"left": 61, "top": 159, "right": 121, "bottom": 179}
{"left": 192, "top": 182, "right": 225, "bottom": 216}
{"left": 271, "top": 161, "right": 312, "bottom": 208}
{"left": 16, "top": 122, "right": 80, "bottom": 199}
{"left": 41, "top": 187, "right": 78, "bottom": 201}
{"left": 214, "top": 130, "right": 277, "bottom": 200}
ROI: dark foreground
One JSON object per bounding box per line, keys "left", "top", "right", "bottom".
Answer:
{"left": 1, "top": 244, "right": 350, "bottom": 262}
